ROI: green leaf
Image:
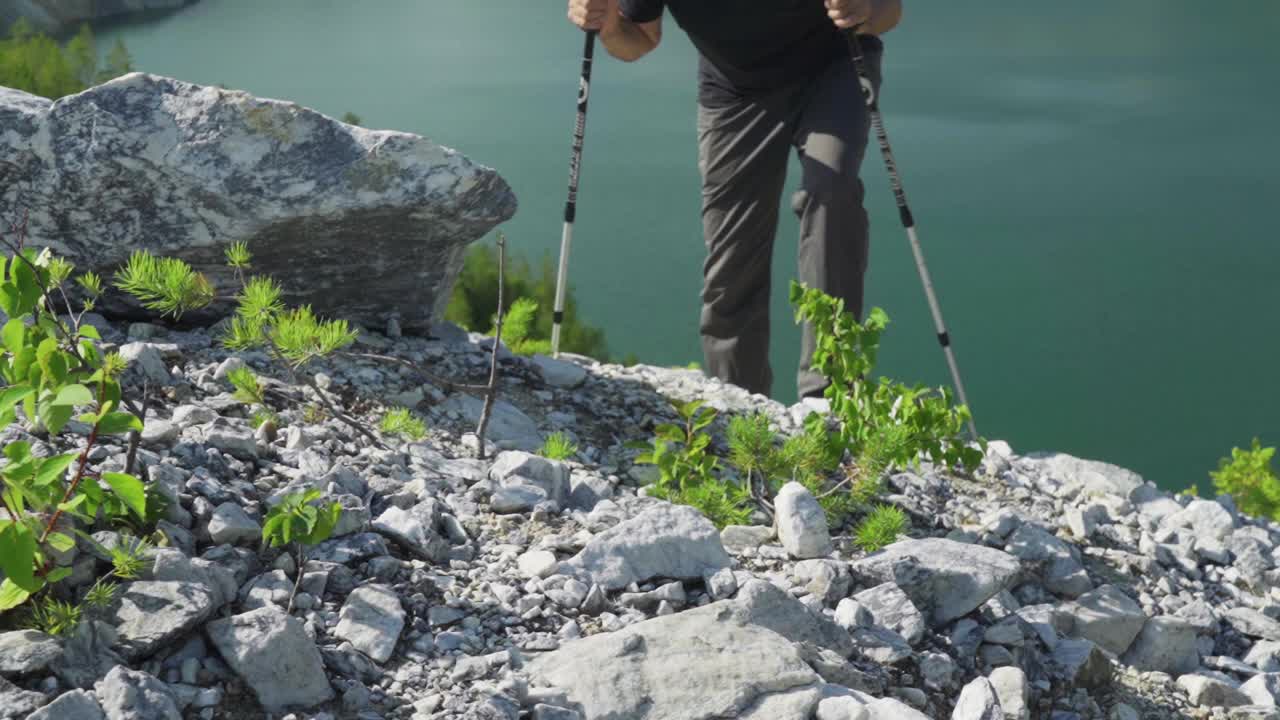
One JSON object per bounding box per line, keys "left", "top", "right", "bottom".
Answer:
{"left": 44, "top": 567, "right": 72, "bottom": 583}
{"left": 4, "top": 441, "right": 31, "bottom": 464}
{"left": 78, "top": 324, "right": 101, "bottom": 341}
{"left": 0, "top": 578, "right": 32, "bottom": 611}
{"left": 0, "top": 520, "right": 39, "bottom": 591}
{"left": 0, "top": 385, "right": 34, "bottom": 414}
{"left": 53, "top": 384, "right": 93, "bottom": 407}
{"left": 96, "top": 412, "right": 142, "bottom": 436}
{"left": 37, "top": 402, "right": 73, "bottom": 436}
{"left": 2, "top": 318, "right": 25, "bottom": 353}
{"left": 35, "top": 453, "right": 77, "bottom": 487}
{"left": 101, "top": 472, "right": 146, "bottom": 519}
{"left": 57, "top": 494, "right": 88, "bottom": 517}
{"left": 0, "top": 285, "right": 20, "bottom": 319}
{"left": 45, "top": 532, "right": 75, "bottom": 553}
{"left": 261, "top": 513, "right": 286, "bottom": 546}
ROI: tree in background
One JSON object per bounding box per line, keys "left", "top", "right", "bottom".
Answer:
{"left": 0, "top": 19, "right": 133, "bottom": 99}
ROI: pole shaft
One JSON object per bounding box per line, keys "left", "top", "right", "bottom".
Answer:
{"left": 845, "top": 31, "right": 979, "bottom": 440}
{"left": 552, "top": 31, "right": 596, "bottom": 358}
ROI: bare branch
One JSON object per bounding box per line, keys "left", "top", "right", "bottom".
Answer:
{"left": 476, "top": 233, "right": 507, "bottom": 460}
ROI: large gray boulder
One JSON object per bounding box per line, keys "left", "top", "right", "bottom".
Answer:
{"left": 850, "top": 538, "right": 1021, "bottom": 625}
{"left": 1, "top": 73, "right": 515, "bottom": 332}
{"left": 206, "top": 607, "right": 334, "bottom": 712}
{"left": 108, "top": 581, "right": 218, "bottom": 662}
{"left": 525, "top": 581, "right": 831, "bottom": 719}
{"left": 558, "top": 503, "right": 732, "bottom": 591}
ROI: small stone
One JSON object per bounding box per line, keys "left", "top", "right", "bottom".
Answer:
{"left": 335, "top": 585, "right": 405, "bottom": 664}
{"left": 952, "top": 677, "right": 1002, "bottom": 720}
{"left": 1120, "top": 616, "right": 1199, "bottom": 675}
{"left": 704, "top": 567, "right": 738, "bottom": 600}
{"left": 94, "top": 666, "right": 181, "bottom": 720}
{"left": 490, "top": 484, "right": 548, "bottom": 514}
{"left": 835, "top": 599, "right": 874, "bottom": 630}
{"left": 720, "top": 524, "right": 773, "bottom": 551}
{"left": 1176, "top": 674, "right": 1251, "bottom": 708}
{"left": 208, "top": 502, "right": 261, "bottom": 545}
{"left": 214, "top": 356, "right": 245, "bottom": 381}
{"left": 774, "top": 482, "right": 832, "bottom": 559}
{"left": 519, "top": 550, "right": 560, "bottom": 579}
{"left": 989, "top": 667, "right": 1030, "bottom": 720}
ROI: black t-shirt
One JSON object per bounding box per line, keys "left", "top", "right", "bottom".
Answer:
{"left": 618, "top": 0, "right": 850, "bottom": 105}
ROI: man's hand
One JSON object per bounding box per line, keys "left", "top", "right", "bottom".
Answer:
{"left": 825, "top": 0, "right": 873, "bottom": 30}
{"left": 568, "top": 0, "right": 611, "bottom": 31}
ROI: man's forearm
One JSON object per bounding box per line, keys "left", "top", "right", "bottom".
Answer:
{"left": 599, "top": 10, "right": 658, "bottom": 61}
{"left": 861, "top": 0, "right": 903, "bottom": 35}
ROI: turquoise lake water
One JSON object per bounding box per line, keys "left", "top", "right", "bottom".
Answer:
{"left": 92, "top": 1, "right": 1280, "bottom": 492}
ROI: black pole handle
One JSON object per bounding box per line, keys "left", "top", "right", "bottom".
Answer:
{"left": 564, "top": 30, "right": 596, "bottom": 224}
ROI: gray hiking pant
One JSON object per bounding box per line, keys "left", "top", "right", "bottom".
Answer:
{"left": 697, "top": 36, "right": 883, "bottom": 399}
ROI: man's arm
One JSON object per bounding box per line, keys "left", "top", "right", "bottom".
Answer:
{"left": 827, "top": 0, "right": 902, "bottom": 35}
{"left": 862, "top": 0, "right": 902, "bottom": 35}
{"left": 569, "top": 0, "right": 661, "bottom": 61}
{"left": 599, "top": 1, "right": 661, "bottom": 62}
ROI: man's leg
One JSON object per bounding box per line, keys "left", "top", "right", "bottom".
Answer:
{"left": 792, "top": 38, "right": 884, "bottom": 399}
{"left": 697, "top": 97, "right": 793, "bottom": 397}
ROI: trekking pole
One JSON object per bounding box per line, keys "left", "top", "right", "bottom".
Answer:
{"left": 551, "top": 30, "right": 597, "bottom": 358}
{"left": 844, "top": 29, "right": 979, "bottom": 440}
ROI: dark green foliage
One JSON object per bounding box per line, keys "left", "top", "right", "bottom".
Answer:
{"left": 262, "top": 489, "right": 342, "bottom": 549}
{"left": 539, "top": 432, "right": 578, "bottom": 461}
{"left": 445, "top": 242, "right": 609, "bottom": 360}
{"left": 0, "top": 244, "right": 146, "bottom": 614}
{"left": 1210, "top": 438, "right": 1280, "bottom": 520}
{"left": 630, "top": 399, "right": 753, "bottom": 529}
{"left": 379, "top": 407, "right": 426, "bottom": 441}
{"left": 790, "top": 281, "right": 984, "bottom": 473}
{"left": 0, "top": 20, "right": 134, "bottom": 99}
{"left": 854, "top": 504, "right": 908, "bottom": 552}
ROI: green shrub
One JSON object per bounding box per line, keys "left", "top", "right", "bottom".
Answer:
{"left": 630, "top": 399, "right": 753, "bottom": 529}
{"left": 790, "top": 281, "right": 983, "bottom": 473}
{"left": 379, "top": 407, "right": 426, "bottom": 441}
{"left": 445, "top": 242, "right": 609, "bottom": 360}
{"left": 0, "top": 244, "right": 147, "bottom": 614}
{"left": 854, "top": 504, "right": 908, "bottom": 552}
{"left": 1210, "top": 438, "right": 1280, "bottom": 520}
{"left": 262, "top": 489, "right": 343, "bottom": 613}
{"left": 539, "top": 431, "right": 578, "bottom": 461}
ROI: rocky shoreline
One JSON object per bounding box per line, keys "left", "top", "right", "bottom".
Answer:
{"left": 0, "top": 308, "right": 1278, "bottom": 720}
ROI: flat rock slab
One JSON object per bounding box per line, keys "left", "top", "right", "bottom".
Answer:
{"left": 443, "top": 394, "right": 542, "bottom": 452}
{"left": 94, "top": 666, "right": 181, "bottom": 720}
{"left": 525, "top": 587, "right": 822, "bottom": 719}
{"left": 310, "top": 533, "right": 389, "bottom": 565}
{"left": 1120, "top": 616, "right": 1199, "bottom": 676}
{"left": 334, "top": 585, "right": 406, "bottom": 664}
{"left": 850, "top": 538, "right": 1021, "bottom": 625}
{"left": 26, "top": 689, "right": 105, "bottom": 720}
{"left": 372, "top": 503, "right": 450, "bottom": 563}
{"left": 2, "top": 73, "right": 515, "bottom": 331}
{"left": 206, "top": 607, "right": 334, "bottom": 712}
{"left": 559, "top": 503, "right": 732, "bottom": 591}
{"left": 109, "top": 581, "right": 217, "bottom": 661}
{"left": 1068, "top": 584, "right": 1147, "bottom": 657}
{"left": 0, "top": 675, "right": 45, "bottom": 719}
{"left": 0, "top": 629, "right": 63, "bottom": 676}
